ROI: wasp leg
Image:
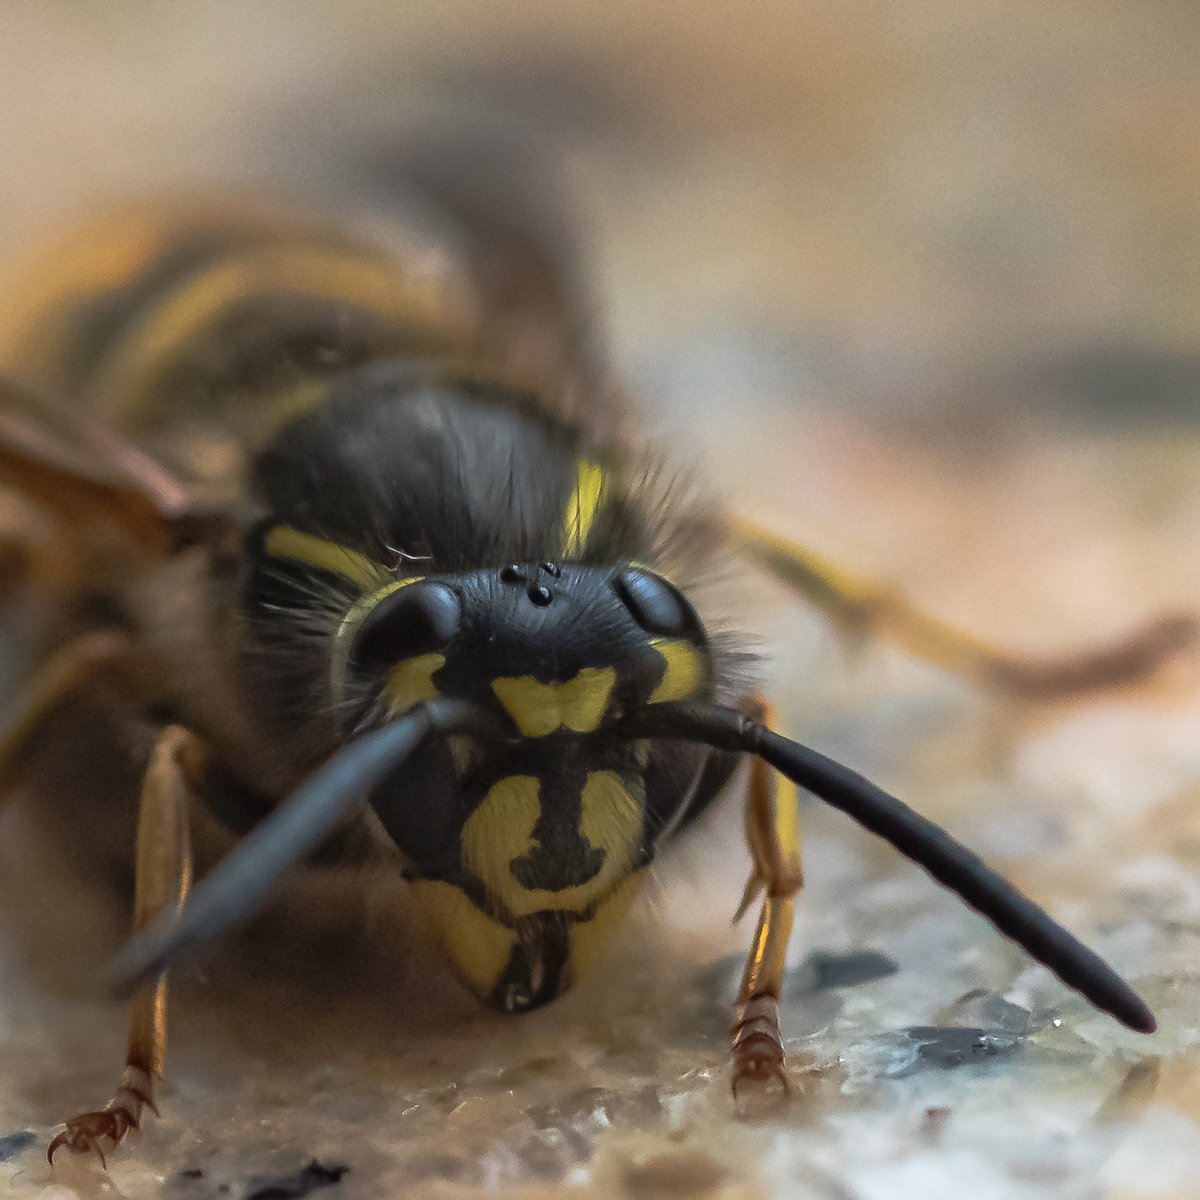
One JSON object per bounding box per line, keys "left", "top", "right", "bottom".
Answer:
{"left": 731, "top": 518, "right": 1196, "bottom": 699}
{"left": 0, "top": 630, "right": 144, "bottom": 796}
{"left": 48, "top": 725, "right": 194, "bottom": 1169}
{"left": 731, "top": 697, "right": 803, "bottom": 1096}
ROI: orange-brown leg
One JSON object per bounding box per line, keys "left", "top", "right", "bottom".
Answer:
{"left": 731, "top": 697, "right": 803, "bottom": 1095}
{"left": 48, "top": 725, "right": 194, "bottom": 1168}
{"left": 730, "top": 518, "right": 1197, "bottom": 699}
{"left": 0, "top": 630, "right": 143, "bottom": 795}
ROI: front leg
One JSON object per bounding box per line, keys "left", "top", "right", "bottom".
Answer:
{"left": 731, "top": 697, "right": 803, "bottom": 1094}
{"left": 48, "top": 725, "right": 196, "bottom": 1168}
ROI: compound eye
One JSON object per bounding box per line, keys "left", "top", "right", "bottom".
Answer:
{"left": 350, "top": 580, "right": 461, "bottom": 670}
{"left": 613, "top": 568, "right": 700, "bottom": 638}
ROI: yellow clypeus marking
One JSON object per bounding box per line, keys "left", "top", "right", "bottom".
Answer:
{"left": 491, "top": 667, "right": 616, "bottom": 737}
{"left": 329, "top": 577, "right": 419, "bottom": 700}
{"left": 461, "top": 772, "right": 643, "bottom": 919}
{"left": 648, "top": 637, "right": 703, "bottom": 704}
{"left": 385, "top": 653, "right": 446, "bottom": 714}
{"left": 561, "top": 458, "right": 606, "bottom": 558}
{"left": 409, "top": 879, "right": 516, "bottom": 999}
{"left": 264, "top": 524, "right": 387, "bottom": 589}
{"left": 91, "top": 244, "right": 431, "bottom": 417}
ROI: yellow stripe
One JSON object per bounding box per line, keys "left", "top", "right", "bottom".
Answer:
{"left": 263, "top": 524, "right": 387, "bottom": 589}
{"left": 561, "top": 458, "right": 606, "bottom": 558}
{"left": 91, "top": 243, "right": 438, "bottom": 418}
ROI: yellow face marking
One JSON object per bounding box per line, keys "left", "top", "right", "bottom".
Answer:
{"left": 461, "top": 771, "right": 643, "bottom": 919}
{"left": 329, "top": 577, "right": 418, "bottom": 700}
{"left": 409, "top": 879, "right": 516, "bottom": 999}
{"left": 264, "top": 524, "right": 389, "bottom": 589}
{"left": 561, "top": 458, "right": 606, "bottom": 558}
{"left": 385, "top": 652, "right": 446, "bottom": 714}
{"left": 491, "top": 668, "right": 617, "bottom": 737}
{"left": 648, "top": 637, "right": 704, "bottom": 704}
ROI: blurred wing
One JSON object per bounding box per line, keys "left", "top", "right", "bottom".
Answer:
{"left": 0, "top": 375, "right": 224, "bottom": 554}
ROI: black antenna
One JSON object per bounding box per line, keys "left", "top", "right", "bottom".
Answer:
{"left": 626, "top": 702, "right": 1155, "bottom": 1034}
{"left": 107, "top": 699, "right": 501, "bottom": 995}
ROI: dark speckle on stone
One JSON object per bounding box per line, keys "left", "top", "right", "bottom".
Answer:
{"left": 242, "top": 1160, "right": 349, "bottom": 1200}
{"left": 893, "top": 1026, "right": 1024, "bottom": 1076}
{"left": 787, "top": 948, "right": 900, "bottom": 993}
{"left": 0, "top": 1130, "right": 36, "bottom": 1161}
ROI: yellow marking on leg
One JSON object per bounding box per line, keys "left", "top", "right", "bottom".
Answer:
{"left": 385, "top": 653, "right": 446, "bottom": 714}
{"left": 491, "top": 667, "right": 617, "bottom": 736}
{"left": 410, "top": 879, "right": 516, "bottom": 999}
{"left": 561, "top": 458, "right": 606, "bottom": 558}
{"left": 329, "top": 577, "right": 418, "bottom": 700}
{"left": 461, "top": 771, "right": 643, "bottom": 919}
{"left": 264, "top": 524, "right": 388, "bottom": 589}
{"left": 648, "top": 637, "right": 704, "bottom": 704}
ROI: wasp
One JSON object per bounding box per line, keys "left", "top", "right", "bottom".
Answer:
{"left": 0, "top": 165, "right": 1185, "bottom": 1169}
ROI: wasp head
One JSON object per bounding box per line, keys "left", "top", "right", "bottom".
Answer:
{"left": 339, "top": 561, "right": 720, "bottom": 1011}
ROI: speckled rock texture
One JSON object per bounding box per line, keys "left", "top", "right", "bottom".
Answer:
{"left": 1, "top": 5, "right": 1199, "bottom": 1198}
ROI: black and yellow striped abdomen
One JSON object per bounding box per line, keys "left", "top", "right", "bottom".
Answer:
{"left": 0, "top": 201, "right": 477, "bottom": 475}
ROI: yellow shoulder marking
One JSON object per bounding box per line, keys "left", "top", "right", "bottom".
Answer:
{"left": 491, "top": 668, "right": 616, "bottom": 737}
{"left": 561, "top": 458, "right": 606, "bottom": 559}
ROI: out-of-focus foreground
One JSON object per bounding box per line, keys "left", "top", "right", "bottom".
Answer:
{"left": 1, "top": 4, "right": 1199, "bottom": 1198}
